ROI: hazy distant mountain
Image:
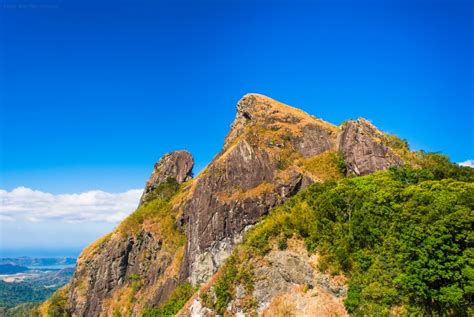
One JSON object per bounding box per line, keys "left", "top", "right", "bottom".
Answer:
{"left": 0, "top": 257, "right": 76, "bottom": 268}
{"left": 0, "top": 265, "right": 28, "bottom": 275}
{"left": 0, "top": 259, "right": 75, "bottom": 310}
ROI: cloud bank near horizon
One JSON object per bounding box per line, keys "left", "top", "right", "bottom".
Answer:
{"left": 459, "top": 160, "right": 474, "bottom": 168}
{"left": 0, "top": 187, "right": 142, "bottom": 223}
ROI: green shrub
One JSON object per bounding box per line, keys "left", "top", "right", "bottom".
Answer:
{"left": 129, "top": 274, "right": 142, "bottom": 294}
{"left": 47, "top": 289, "right": 69, "bottom": 317}
{"left": 201, "top": 251, "right": 256, "bottom": 314}
{"left": 276, "top": 157, "right": 289, "bottom": 170}
{"left": 150, "top": 177, "right": 180, "bottom": 201}
{"left": 117, "top": 188, "right": 186, "bottom": 252}
{"left": 277, "top": 237, "right": 288, "bottom": 250}
{"left": 213, "top": 256, "right": 238, "bottom": 314}
{"left": 336, "top": 152, "right": 347, "bottom": 176}
{"left": 142, "top": 282, "right": 195, "bottom": 317}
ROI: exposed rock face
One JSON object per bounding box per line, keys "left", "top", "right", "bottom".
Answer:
{"left": 338, "top": 119, "right": 403, "bottom": 176}
{"left": 180, "top": 94, "right": 337, "bottom": 285}
{"left": 253, "top": 250, "right": 314, "bottom": 309}
{"left": 139, "top": 150, "right": 194, "bottom": 205}
{"left": 67, "top": 151, "right": 193, "bottom": 316}
{"left": 179, "top": 239, "right": 348, "bottom": 317}
{"left": 254, "top": 242, "right": 348, "bottom": 316}
{"left": 62, "top": 93, "right": 408, "bottom": 316}
{"left": 68, "top": 230, "right": 169, "bottom": 316}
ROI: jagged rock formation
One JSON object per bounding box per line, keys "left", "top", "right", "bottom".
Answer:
{"left": 180, "top": 94, "right": 340, "bottom": 285}
{"left": 66, "top": 150, "right": 193, "bottom": 316}
{"left": 68, "top": 231, "right": 166, "bottom": 315}
{"left": 181, "top": 239, "right": 348, "bottom": 317}
{"left": 338, "top": 119, "right": 403, "bottom": 176}
{"left": 55, "top": 93, "right": 405, "bottom": 316}
{"left": 139, "top": 150, "right": 194, "bottom": 205}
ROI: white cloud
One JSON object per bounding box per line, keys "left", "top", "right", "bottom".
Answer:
{"left": 458, "top": 160, "right": 474, "bottom": 168}
{"left": 0, "top": 187, "right": 142, "bottom": 223}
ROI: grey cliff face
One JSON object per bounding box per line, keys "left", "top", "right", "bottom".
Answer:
{"left": 139, "top": 150, "right": 194, "bottom": 205}
{"left": 68, "top": 230, "right": 169, "bottom": 316}
{"left": 179, "top": 94, "right": 336, "bottom": 285}
{"left": 180, "top": 140, "right": 281, "bottom": 285}
{"left": 295, "top": 123, "right": 334, "bottom": 157}
{"left": 337, "top": 119, "right": 403, "bottom": 176}
{"left": 67, "top": 150, "right": 194, "bottom": 316}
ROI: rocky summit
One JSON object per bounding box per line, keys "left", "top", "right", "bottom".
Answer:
{"left": 40, "top": 94, "right": 412, "bottom": 316}
{"left": 139, "top": 151, "right": 194, "bottom": 206}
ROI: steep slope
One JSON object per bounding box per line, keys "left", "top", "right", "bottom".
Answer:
{"left": 65, "top": 151, "right": 194, "bottom": 316}
{"left": 180, "top": 158, "right": 473, "bottom": 316}
{"left": 179, "top": 93, "right": 339, "bottom": 286}
{"left": 337, "top": 118, "right": 403, "bottom": 176}
{"left": 42, "top": 93, "right": 408, "bottom": 316}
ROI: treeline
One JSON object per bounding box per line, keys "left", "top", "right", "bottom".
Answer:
{"left": 0, "top": 281, "right": 53, "bottom": 309}
{"left": 242, "top": 153, "right": 473, "bottom": 315}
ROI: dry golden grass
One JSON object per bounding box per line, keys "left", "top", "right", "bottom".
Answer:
{"left": 216, "top": 181, "right": 274, "bottom": 203}
{"left": 101, "top": 285, "right": 134, "bottom": 317}
{"left": 37, "top": 300, "right": 50, "bottom": 316}
{"left": 139, "top": 245, "right": 187, "bottom": 312}
{"left": 79, "top": 232, "right": 112, "bottom": 263}
{"left": 297, "top": 150, "right": 344, "bottom": 181}
{"left": 169, "top": 179, "right": 194, "bottom": 209}
{"left": 69, "top": 187, "right": 189, "bottom": 315}
{"left": 262, "top": 293, "right": 297, "bottom": 317}
{"left": 223, "top": 94, "right": 337, "bottom": 161}
{"left": 37, "top": 285, "right": 70, "bottom": 316}
{"left": 250, "top": 94, "right": 337, "bottom": 134}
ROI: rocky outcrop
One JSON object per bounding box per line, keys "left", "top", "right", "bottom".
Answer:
{"left": 61, "top": 93, "right": 409, "bottom": 316}
{"left": 180, "top": 239, "right": 348, "bottom": 317}
{"left": 68, "top": 231, "right": 166, "bottom": 315}
{"left": 180, "top": 94, "right": 338, "bottom": 285}
{"left": 337, "top": 119, "right": 403, "bottom": 176}
{"left": 139, "top": 150, "right": 193, "bottom": 205}
{"left": 67, "top": 151, "right": 193, "bottom": 316}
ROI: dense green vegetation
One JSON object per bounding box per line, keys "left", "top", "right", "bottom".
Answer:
{"left": 0, "top": 303, "right": 39, "bottom": 317}
{"left": 46, "top": 288, "right": 69, "bottom": 317}
{"left": 142, "top": 283, "right": 195, "bottom": 317}
{"left": 0, "top": 267, "right": 73, "bottom": 312}
{"left": 0, "top": 281, "right": 54, "bottom": 308}
{"left": 212, "top": 153, "right": 473, "bottom": 315}
{"left": 147, "top": 177, "right": 181, "bottom": 202}
{"left": 206, "top": 252, "right": 255, "bottom": 315}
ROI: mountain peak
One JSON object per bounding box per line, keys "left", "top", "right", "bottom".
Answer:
{"left": 139, "top": 150, "right": 194, "bottom": 206}
{"left": 57, "top": 94, "right": 408, "bottom": 316}
{"left": 226, "top": 93, "right": 336, "bottom": 150}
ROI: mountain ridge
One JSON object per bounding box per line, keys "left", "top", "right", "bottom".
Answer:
{"left": 39, "top": 93, "right": 444, "bottom": 316}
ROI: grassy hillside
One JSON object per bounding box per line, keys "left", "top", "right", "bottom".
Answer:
{"left": 202, "top": 153, "right": 474, "bottom": 316}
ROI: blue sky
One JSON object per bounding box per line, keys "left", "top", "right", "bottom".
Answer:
{"left": 0, "top": 0, "right": 473, "bottom": 255}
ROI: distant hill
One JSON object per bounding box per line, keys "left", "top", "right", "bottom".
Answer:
{"left": 0, "top": 265, "right": 28, "bottom": 275}
{"left": 0, "top": 257, "right": 76, "bottom": 268}
{"left": 0, "top": 281, "right": 53, "bottom": 308}
{"left": 0, "top": 260, "right": 75, "bottom": 310}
